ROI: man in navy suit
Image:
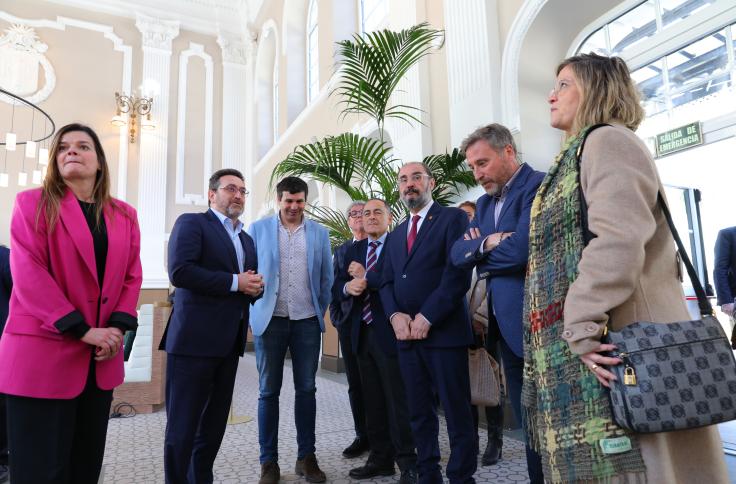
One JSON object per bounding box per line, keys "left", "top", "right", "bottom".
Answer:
{"left": 380, "top": 162, "right": 475, "bottom": 484}
{"left": 714, "top": 226, "right": 736, "bottom": 319}
{"left": 0, "top": 245, "right": 10, "bottom": 483}
{"left": 329, "top": 200, "right": 370, "bottom": 459}
{"left": 450, "top": 124, "right": 544, "bottom": 484}
{"left": 162, "top": 168, "right": 263, "bottom": 484}
{"left": 338, "top": 198, "right": 418, "bottom": 483}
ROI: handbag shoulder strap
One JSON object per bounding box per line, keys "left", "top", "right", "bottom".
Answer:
{"left": 576, "top": 125, "right": 713, "bottom": 317}
{"left": 657, "top": 191, "right": 713, "bottom": 316}
{"left": 577, "top": 123, "right": 609, "bottom": 245}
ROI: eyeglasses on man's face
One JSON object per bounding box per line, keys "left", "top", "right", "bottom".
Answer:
{"left": 347, "top": 210, "right": 363, "bottom": 218}
{"left": 219, "top": 185, "right": 249, "bottom": 197}
{"left": 398, "top": 173, "right": 431, "bottom": 185}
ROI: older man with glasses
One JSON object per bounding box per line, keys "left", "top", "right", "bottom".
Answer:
{"left": 330, "top": 201, "right": 372, "bottom": 459}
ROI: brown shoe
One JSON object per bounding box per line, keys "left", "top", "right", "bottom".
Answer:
{"left": 259, "top": 461, "right": 280, "bottom": 484}
{"left": 295, "top": 453, "right": 326, "bottom": 483}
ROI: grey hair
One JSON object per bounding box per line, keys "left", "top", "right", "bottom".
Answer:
{"left": 346, "top": 200, "right": 367, "bottom": 216}
{"left": 459, "top": 123, "right": 518, "bottom": 158}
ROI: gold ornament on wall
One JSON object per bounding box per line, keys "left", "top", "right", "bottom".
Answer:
{"left": 111, "top": 92, "right": 155, "bottom": 143}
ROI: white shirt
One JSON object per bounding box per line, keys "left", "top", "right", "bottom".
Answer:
{"left": 406, "top": 200, "right": 434, "bottom": 239}
{"left": 210, "top": 208, "right": 244, "bottom": 292}
{"left": 342, "top": 232, "right": 387, "bottom": 296}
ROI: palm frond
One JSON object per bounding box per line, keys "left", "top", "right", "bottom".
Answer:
{"left": 333, "top": 22, "right": 444, "bottom": 128}
{"left": 306, "top": 205, "right": 352, "bottom": 250}
{"left": 423, "top": 149, "right": 476, "bottom": 206}
{"left": 270, "top": 134, "right": 396, "bottom": 200}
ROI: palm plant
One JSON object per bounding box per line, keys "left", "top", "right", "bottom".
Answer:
{"left": 333, "top": 22, "right": 444, "bottom": 144}
{"left": 271, "top": 22, "right": 476, "bottom": 248}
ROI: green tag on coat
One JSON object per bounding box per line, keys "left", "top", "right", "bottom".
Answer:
{"left": 599, "top": 436, "right": 632, "bottom": 454}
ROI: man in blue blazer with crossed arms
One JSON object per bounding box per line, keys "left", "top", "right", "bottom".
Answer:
{"left": 450, "top": 123, "right": 545, "bottom": 484}
{"left": 248, "top": 176, "right": 333, "bottom": 484}
{"left": 380, "top": 162, "right": 475, "bottom": 484}
{"left": 163, "top": 168, "right": 263, "bottom": 483}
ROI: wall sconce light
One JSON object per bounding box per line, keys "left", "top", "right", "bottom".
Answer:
{"left": 111, "top": 92, "right": 154, "bottom": 143}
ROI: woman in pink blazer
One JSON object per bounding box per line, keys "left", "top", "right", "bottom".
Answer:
{"left": 0, "top": 123, "right": 142, "bottom": 483}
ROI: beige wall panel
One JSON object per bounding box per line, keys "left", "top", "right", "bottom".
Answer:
{"left": 166, "top": 31, "right": 223, "bottom": 231}
{"left": 183, "top": 57, "right": 207, "bottom": 196}
{"left": 0, "top": 0, "right": 140, "bottom": 246}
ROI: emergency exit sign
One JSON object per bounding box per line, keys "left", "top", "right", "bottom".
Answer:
{"left": 655, "top": 122, "right": 703, "bottom": 157}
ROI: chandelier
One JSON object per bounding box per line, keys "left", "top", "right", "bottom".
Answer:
{"left": 1, "top": 87, "right": 55, "bottom": 188}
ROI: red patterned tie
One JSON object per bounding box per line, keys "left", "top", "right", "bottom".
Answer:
{"left": 361, "top": 241, "right": 381, "bottom": 325}
{"left": 407, "top": 214, "right": 421, "bottom": 253}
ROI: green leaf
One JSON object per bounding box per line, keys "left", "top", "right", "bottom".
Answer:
{"left": 332, "top": 22, "right": 444, "bottom": 132}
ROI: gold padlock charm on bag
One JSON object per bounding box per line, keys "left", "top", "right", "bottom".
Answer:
{"left": 623, "top": 366, "right": 637, "bottom": 386}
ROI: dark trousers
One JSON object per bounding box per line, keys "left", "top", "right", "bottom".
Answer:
{"left": 398, "top": 344, "right": 476, "bottom": 484}
{"left": 496, "top": 332, "right": 544, "bottom": 484}
{"left": 338, "top": 323, "right": 368, "bottom": 441}
{"left": 356, "top": 323, "right": 416, "bottom": 471}
{"left": 0, "top": 393, "right": 7, "bottom": 466}
{"left": 6, "top": 364, "right": 113, "bottom": 484}
{"left": 164, "top": 349, "right": 240, "bottom": 484}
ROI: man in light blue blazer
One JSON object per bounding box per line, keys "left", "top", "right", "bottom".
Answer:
{"left": 248, "top": 176, "right": 333, "bottom": 484}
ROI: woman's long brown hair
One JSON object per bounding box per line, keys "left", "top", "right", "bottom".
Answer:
{"left": 37, "top": 123, "right": 114, "bottom": 232}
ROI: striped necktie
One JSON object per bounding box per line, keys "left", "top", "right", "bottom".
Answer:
{"left": 361, "top": 240, "right": 381, "bottom": 325}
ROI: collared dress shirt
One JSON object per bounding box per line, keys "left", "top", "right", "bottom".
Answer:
{"left": 343, "top": 232, "right": 388, "bottom": 296}
{"left": 273, "top": 216, "right": 316, "bottom": 320}
{"left": 210, "top": 208, "right": 245, "bottom": 292}
{"left": 405, "top": 200, "right": 434, "bottom": 239}
{"left": 492, "top": 163, "right": 525, "bottom": 230}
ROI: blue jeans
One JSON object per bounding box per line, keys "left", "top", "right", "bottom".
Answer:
{"left": 254, "top": 316, "right": 321, "bottom": 463}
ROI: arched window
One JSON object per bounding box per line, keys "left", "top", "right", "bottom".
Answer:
{"left": 307, "top": 0, "right": 319, "bottom": 103}
{"left": 360, "top": 0, "right": 388, "bottom": 34}
{"left": 573, "top": 0, "right": 736, "bottom": 313}
{"left": 574, "top": 0, "right": 734, "bottom": 131}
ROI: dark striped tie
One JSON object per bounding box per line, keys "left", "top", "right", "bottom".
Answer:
{"left": 361, "top": 240, "right": 381, "bottom": 325}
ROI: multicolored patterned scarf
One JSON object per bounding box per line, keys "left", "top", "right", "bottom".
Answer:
{"left": 521, "top": 126, "right": 647, "bottom": 483}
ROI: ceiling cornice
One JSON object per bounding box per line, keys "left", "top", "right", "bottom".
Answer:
{"left": 42, "top": 0, "right": 248, "bottom": 36}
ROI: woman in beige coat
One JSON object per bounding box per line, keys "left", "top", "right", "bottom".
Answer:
{"left": 521, "top": 53, "right": 728, "bottom": 483}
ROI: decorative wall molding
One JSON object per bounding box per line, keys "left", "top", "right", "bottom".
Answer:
{"left": 175, "top": 42, "right": 213, "bottom": 206}
{"left": 43, "top": 0, "right": 245, "bottom": 36}
{"left": 135, "top": 13, "right": 179, "bottom": 52}
{"left": 217, "top": 32, "right": 248, "bottom": 65}
{"left": 0, "top": 24, "right": 56, "bottom": 105}
{"left": 0, "top": 10, "right": 132, "bottom": 200}
{"left": 500, "top": 0, "right": 548, "bottom": 134}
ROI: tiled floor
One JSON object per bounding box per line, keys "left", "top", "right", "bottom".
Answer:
{"left": 101, "top": 353, "right": 532, "bottom": 483}
{"left": 102, "top": 353, "right": 736, "bottom": 483}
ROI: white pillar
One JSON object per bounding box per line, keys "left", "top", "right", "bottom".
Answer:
{"left": 444, "top": 0, "right": 502, "bottom": 146}
{"left": 217, "top": 32, "right": 250, "bottom": 186}
{"left": 135, "top": 14, "right": 179, "bottom": 287}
